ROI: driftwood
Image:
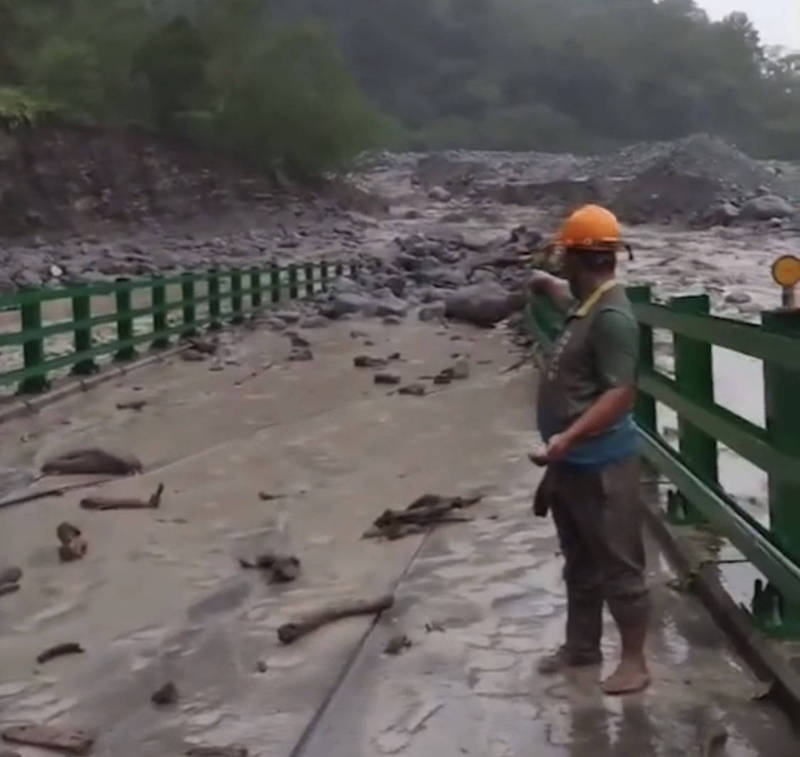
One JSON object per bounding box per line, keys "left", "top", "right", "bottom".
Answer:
{"left": 277, "top": 593, "right": 394, "bottom": 645}
{"left": 364, "top": 493, "right": 482, "bottom": 540}
{"left": 116, "top": 400, "right": 147, "bottom": 411}
{"left": 42, "top": 448, "right": 142, "bottom": 476}
{"left": 37, "top": 643, "right": 84, "bottom": 665}
{"left": 2, "top": 725, "right": 93, "bottom": 756}
{"left": 0, "top": 567, "right": 22, "bottom": 586}
{"left": 80, "top": 483, "right": 163, "bottom": 511}
{"left": 186, "top": 747, "right": 248, "bottom": 757}
{"left": 0, "top": 478, "right": 120, "bottom": 510}
{"left": 239, "top": 553, "right": 301, "bottom": 583}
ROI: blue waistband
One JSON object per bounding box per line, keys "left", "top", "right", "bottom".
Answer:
{"left": 540, "top": 414, "right": 639, "bottom": 468}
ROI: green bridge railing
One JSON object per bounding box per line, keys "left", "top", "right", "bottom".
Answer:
{"left": 0, "top": 260, "right": 355, "bottom": 396}
{"left": 527, "top": 286, "right": 800, "bottom": 637}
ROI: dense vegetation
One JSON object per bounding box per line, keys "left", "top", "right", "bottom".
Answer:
{"left": 1, "top": 0, "right": 800, "bottom": 175}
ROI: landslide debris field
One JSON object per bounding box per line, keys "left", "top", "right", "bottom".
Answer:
{"left": 0, "top": 130, "right": 798, "bottom": 322}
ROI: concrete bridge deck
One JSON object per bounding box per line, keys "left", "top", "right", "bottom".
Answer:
{"left": 0, "top": 317, "right": 797, "bottom": 756}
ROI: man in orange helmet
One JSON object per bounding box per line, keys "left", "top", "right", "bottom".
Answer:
{"left": 529, "top": 204, "right": 649, "bottom": 695}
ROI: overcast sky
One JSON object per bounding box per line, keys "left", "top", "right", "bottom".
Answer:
{"left": 698, "top": 0, "right": 799, "bottom": 50}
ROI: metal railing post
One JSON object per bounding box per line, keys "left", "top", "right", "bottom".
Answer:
{"left": 667, "top": 294, "right": 716, "bottom": 523}
{"left": 628, "top": 285, "right": 655, "bottom": 433}
{"left": 114, "top": 278, "right": 137, "bottom": 362}
{"left": 181, "top": 273, "right": 197, "bottom": 338}
{"left": 208, "top": 269, "right": 221, "bottom": 330}
{"left": 150, "top": 276, "right": 169, "bottom": 349}
{"left": 759, "top": 308, "right": 800, "bottom": 635}
{"left": 250, "top": 267, "right": 262, "bottom": 309}
{"left": 71, "top": 289, "right": 98, "bottom": 374}
{"left": 270, "top": 265, "right": 281, "bottom": 305}
{"left": 18, "top": 291, "right": 49, "bottom": 394}
{"left": 231, "top": 268, "right": 244, "bottom": 323}
{"left": 288, "top": 264, "right": 298, "bottom": 299}
{"left": 304, "top": 263, "right": 315, "bottom": 297}
{"left": 320, "top": 261, "right": 330, "bottom": 293}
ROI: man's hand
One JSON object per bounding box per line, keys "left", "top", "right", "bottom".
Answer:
{"left": 528, "top": 432, "right": 574, "bottom": 467}
{"left": 528, "top": 271, "right": 572, "bottom": 311}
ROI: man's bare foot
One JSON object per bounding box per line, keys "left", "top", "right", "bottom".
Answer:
{"left": 602, "top": 658, "right": 650, "bottom": 695}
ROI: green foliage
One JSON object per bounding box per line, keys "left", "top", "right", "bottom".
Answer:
{"left": 0, "top": 0, "right": 382, "bottom": 175}
{"left": 2, "top": 0, "right": 800, "bottom": 165}
{"left": 0, "top": 86, "right": 61, "bottom": 129}
{"left": 212, "top": 24, "right": 383, "bottom": 177}
{"left": 134, "top": 17, "right": 210, "bottom": 130}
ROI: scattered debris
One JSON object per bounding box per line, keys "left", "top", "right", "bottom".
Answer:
{"left": 364, "top": 493, "right": 482, "bottom": 540}
{"left": 701, "top": 725, "right": 728, "bottom": 757}
{"left": 288, "top": 333, "right": 310, "bottom": 349}
{"left": 0, "top": 566, "right": 22, "bottom": 589}
{"left": 750, "top": 680, "right": 778, "bottom": 702}
{"left": 57, "top": 523, "right": 88, "bottom": 562}
{"left": 257, "top": 491, "right": 287, "bottom": 501}
{"left": 182, "top": 349, "right": 207, "bottom": 362}
{"left": 239, "top": 552, "right": 301, "bottom": 583}
{"left": 151, "top": 681, "right": 178, "bottom": 706}
{"left": 255, "top": 660, "right": 268, "bottom": 674}
{"left": 186, "top": 747, "right": 248, "bottom": 757}
{"left": 80, "top": 483, "right": 163, "bottom": 511}
{"left": 374, "top": 372, "right": 401, "bottom": 385}
{"left": 398, "top": 383, "right": 426, "bottom": 396}
{"left": 278, "top": 593, "right": 395, "bottom": 645}
{"left": 425, "top": 621, "right": 446, "bottom": 633}
{"left": 0, "top": 584, "right": 20, "bottom": 598}
{"left": 384, "top": 634, "right": 412, "bottom": 655}
{"left": 288, "top": 347, "right": 314, "bottom": 362}
{"left": 115, "top": 400, "right": 147, "bottom": 411}
{"left": 187, "top": 338, "right": 218, "bottom": 355}
{"left": 37, "top": 643, "right": 85, "bottom": 665}
{"left": 665, "top": 572, "right": 697, "bottom": 594}
{"left": 354, "top": 355, "right": 387, "bottom": 368}
{"left": 42, "top": 449, "right": 142, "bottom": 476}
{"left": 1, "top": 725, "right": 93, "bottom": 756}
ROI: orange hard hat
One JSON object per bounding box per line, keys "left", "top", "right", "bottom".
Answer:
{"left": 558, "top": 204, "right": 621, "bottom": 251}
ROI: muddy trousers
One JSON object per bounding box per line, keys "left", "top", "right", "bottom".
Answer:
{"left": 535, "top": 455, "right": 649, "bottom": 660}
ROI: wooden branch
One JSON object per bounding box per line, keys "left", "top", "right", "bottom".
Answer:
{"left": 80, "top": 483, "right": 163, "bottom": 511}
{"left": 277, "top": 593, "right": 394, "bottom": 645}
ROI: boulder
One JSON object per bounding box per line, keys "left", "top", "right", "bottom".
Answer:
{"left": 428, "top": 186, "right": 452, "bottom": 203}
{"left": 740, "top": 195, "right": 795, "bottom": 221}
{"left": 445, "top": 283, "right": 525, "bottom": 328}
{"left": 322, "top": 293, "right": 378, "bottom": 320}
{"left": 419, "top": 303, "right": 446, "bottom": 322}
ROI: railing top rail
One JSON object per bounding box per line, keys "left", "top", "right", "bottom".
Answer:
{"left": 633, "top": 301, "right": 800, "bottom": 371}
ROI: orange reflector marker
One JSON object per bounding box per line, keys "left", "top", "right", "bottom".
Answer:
{"left": 772, "top": 255, "right": 800, "bottom": 288}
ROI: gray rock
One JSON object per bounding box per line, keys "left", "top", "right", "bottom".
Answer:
{"left": 354, "top": 355, "right": 387, "bottom": 369}
{"left": 298, "top": 315, "right": 328, "bottom": 329}
{"left": 428, "top": 186, "right": 452, "bottom": 203}
{"left": 740, "top": 195, "right": 794, "bottom": 221}
{"left": 445, "top": 283, "right": 525, "bottom": 328}
{"left": 725, "top": 291, "right": 752, "bottom": 305}
{"left": 699, "top": 201, "right": 740, "bottom": 227}
{"left": 451, "top": 359, "right": 470, "bottom": 380}
{"left": 383, "top": 316, "right": 403, "bottom": 325}
{"left": 419, "top": 303, "right": 446, "bottom": 322}
{"left": 323, "top": 292, "right": 378, "bottom": 319}
{"left": 374, "top": 293, "right": 408, "bottom": 318}
{"left": 274, "top": 310, "right": 301, "bottom": 324}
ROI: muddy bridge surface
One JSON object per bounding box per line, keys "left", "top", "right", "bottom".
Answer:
{"left": 0, "top": 317, "right": 798, "bottom": 757}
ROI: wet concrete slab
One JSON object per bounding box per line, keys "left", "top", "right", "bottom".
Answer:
{"left": 0, "top": 315, "right": 797, "bottom": 756}
{"left": 0, "top": 316, "right": 533, "bottom": 756}
{"left": 300, "top": 500, "right": 800, "bottom": 757}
